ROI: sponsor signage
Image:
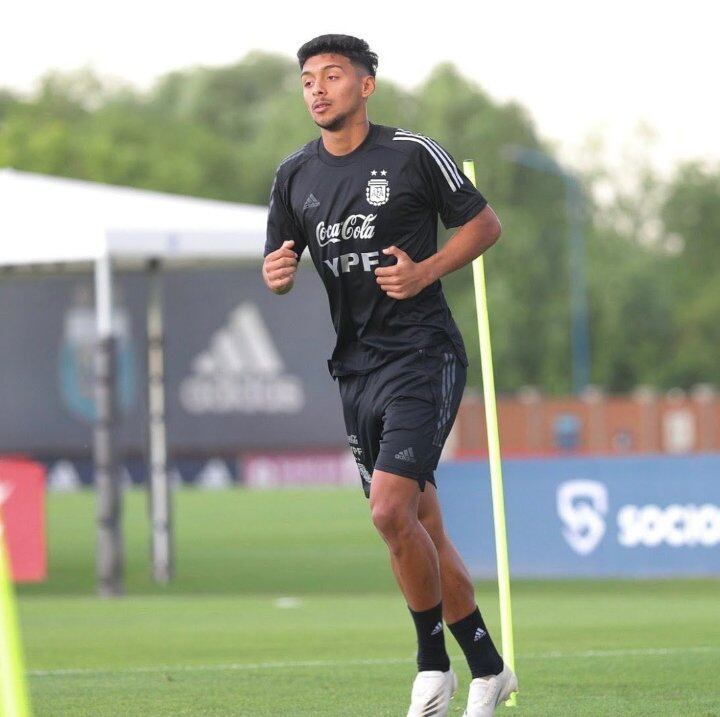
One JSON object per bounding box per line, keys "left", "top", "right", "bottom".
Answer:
{"left": 38, "top": 455, "right": 239, "bottom": 490}
{"left": 0, "top": 458, "right": 46, "bottom": 582}
{"left": 243, "top": 452, "right": 358, "bottom": 489}
{"left": 438, "top": 454, "right": 720, "bottom": 578}
{"left": 179, "top": 303, "right": 305, "bottom": 415}
{"left": 0, "top": 268, "right": 346, "bottom": 454}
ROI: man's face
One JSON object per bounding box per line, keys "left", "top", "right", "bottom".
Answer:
{"left": 301, "top": 53, "right": 373, "bottom": 131}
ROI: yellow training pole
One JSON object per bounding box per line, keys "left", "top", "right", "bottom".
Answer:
{"left": 0, "top": 507, "right": 31, "bottom": 717}
{"left": 463, "top": 160, "right": 517, "bottom": 706}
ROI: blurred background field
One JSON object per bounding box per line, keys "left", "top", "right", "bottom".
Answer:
{"left": 20, "top": 487, "right": 394, "bottom": 596}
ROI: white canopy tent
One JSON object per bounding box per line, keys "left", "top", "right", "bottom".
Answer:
{"left": 0, "top": 168, "right": 269, "bottom": 594}
{"left": 0, "top": 168, "right": 267, "bottom": 268}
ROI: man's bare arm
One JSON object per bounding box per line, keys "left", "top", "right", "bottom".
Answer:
{"left": 374, "top": 205, "right": 502, "bottom": 300}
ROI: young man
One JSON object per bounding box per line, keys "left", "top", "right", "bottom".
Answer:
{"left": 262, "top": 34, "right": 518, "bottom": 717}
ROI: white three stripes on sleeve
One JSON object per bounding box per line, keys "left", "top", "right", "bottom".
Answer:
{"left": 392, "top": 129, "right": 464, "bottom": 191}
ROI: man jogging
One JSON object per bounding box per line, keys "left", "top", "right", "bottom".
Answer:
{"left": 262, "top": 34, "right": 518, "bottom": 717}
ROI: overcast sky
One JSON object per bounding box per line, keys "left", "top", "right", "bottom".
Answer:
{"left": 3, "top": 0, "right": 717, "bottom": 175}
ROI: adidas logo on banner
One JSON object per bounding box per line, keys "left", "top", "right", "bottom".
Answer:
{"left": 474, "top": 628, "right": 487, "bottom": 642}
{"left": 180, "top": 303, "right": 305, "bottom": 415}
{"left": 394, "top": 447, "right": 416, "bottom": 462}
{"left": 303, "top": 193, "right": 320, "bottom": 210}
{"left": 431, "top": 622, "right": 443, "bottom": 636}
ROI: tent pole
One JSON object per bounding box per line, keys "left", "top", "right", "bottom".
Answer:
{"left": 147, "top": 259, "right": 172, "bottom": 583}
{"left": 94, "top": 253, "right": 123, "bottom": 596}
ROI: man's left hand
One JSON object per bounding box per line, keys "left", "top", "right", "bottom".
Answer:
{"left": 374, "top": 246, "right": 432, "bottom": 300}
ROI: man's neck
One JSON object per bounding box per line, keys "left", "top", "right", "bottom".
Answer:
{"left": 321, "top": 118, "right": 371, "bottom": 157}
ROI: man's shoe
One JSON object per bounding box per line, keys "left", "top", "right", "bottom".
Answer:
{"left": 462, "top": 664, "right": 518, "bottom": 716}
{"left": 406, "top": 668, "right": 458, "bottom": 717}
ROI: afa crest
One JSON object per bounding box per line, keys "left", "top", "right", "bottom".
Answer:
{"left": 366, "top": 169, "right": 390, "bottom": 206}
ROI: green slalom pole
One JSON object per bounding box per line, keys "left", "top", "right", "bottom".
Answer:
{"left": 0, "top": 509, "right": 31, "bottom": 717}
{"left": 463, "top": 160, "right": 517, "bottom": 706}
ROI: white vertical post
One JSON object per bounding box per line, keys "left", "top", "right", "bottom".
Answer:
{"left": 147, "top": 259, "right": 172, "bottom": 583}
{"left": 94, "top": 253, "right": 123, "bottom": 596}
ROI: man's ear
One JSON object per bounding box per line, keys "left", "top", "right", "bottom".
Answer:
{"left": 361, "top": 75, "right": 376, "bottom": 99}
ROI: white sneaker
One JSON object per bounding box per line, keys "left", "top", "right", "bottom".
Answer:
{"left": 462, "top": 664, "right": 518, "bottom": 716}
{"left": 406, "top": 668, "right": 458, "bottom": 717}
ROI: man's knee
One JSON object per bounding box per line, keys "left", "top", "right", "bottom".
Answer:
{"left": 369, "top": 470, "right": 421, "bottom": 542}
{"left": 370, "top": 500, "right": 417, "bottom": 542}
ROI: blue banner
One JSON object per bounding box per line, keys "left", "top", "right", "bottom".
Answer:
{"left": 437, "top": 454, "right": 720, "bottom": 578}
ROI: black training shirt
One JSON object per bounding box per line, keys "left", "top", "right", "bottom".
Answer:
{"left": 264, "top": 123, "right": 487, "bottom": 377}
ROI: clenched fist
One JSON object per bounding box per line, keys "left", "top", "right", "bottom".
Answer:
{"left": 263, "top": 240, "right": 298, "bottom": 295}
{"left": 374, "top": 245, "right": 432, "bottom": 300}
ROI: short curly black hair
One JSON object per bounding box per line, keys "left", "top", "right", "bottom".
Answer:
{"left": 297, "top": 34, "right": 378, "bottom": 77}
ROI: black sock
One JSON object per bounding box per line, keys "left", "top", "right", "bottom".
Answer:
{"left": 408, "top": 602, "right": 450, "bottom": 672}
{"left": 448, "top": 606, "right": 503, "bottom": 678}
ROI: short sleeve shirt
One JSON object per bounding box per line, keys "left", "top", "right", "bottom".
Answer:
{"left": 265, "top": 123, "right": 487, "bottom": 377}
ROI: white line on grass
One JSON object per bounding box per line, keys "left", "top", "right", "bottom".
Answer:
{"left": 28, "top": 646, "right": 720, "bottom": 678}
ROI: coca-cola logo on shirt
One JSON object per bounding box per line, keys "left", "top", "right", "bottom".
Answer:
{"left": 315, "top": 213, "right": 377, "bottom": 247}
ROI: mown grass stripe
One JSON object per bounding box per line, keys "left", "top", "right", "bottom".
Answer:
{"left": 27, "top": 645, "right": 720, "bottom": 678}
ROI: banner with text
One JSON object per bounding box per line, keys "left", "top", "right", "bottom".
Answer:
{"left": 438, "top": 454, "right": 720, "bottom": 578}
{"left": 0, "top": 268, "right": 346, "bottom": 454}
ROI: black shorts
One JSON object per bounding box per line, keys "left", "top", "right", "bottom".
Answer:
{"left": 338, "top": 344, "right": 467, "bottom": 498}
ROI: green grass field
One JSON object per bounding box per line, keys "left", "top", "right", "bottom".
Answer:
{"left": 16, "top": 488, "right": 720, "bottom": 716}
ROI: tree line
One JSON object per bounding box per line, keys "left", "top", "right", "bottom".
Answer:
{"left": 1, "top": 53, "right": 717, "bottom": 394}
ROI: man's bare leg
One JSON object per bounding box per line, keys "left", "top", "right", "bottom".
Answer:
{"left": 369, "top": 466, "right": 455, "bottom": 701}
{"left": 383, "top": 485, "right": 474, "bottom": 623}
{"left": 380, "top": 480, "right": 477, "bottom": 622}
{"left": 417, "top": 484, "right": 476, "bottom": 623}
{"left": 417, "top": 483, "right": 504, "bottom": 678}
{"left": 369, "top": 469, "right": 441, "bottom": 610}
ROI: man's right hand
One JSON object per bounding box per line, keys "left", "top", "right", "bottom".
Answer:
{"left": 262, "top": 240, "right": 298, "bottom": 294}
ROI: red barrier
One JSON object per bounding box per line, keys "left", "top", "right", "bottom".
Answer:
{"left": 0, "top": 458, "right": 46, "bottom": 582}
